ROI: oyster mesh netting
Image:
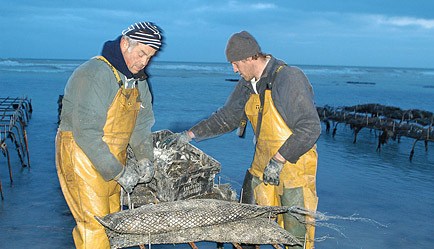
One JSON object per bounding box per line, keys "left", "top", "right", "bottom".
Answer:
{"left": 97, "top": 199, "right": 301, "bottom": 247}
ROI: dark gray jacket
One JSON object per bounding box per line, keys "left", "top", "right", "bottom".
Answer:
{"left": 190, "top": 56, "right": 321, "bottom": 164}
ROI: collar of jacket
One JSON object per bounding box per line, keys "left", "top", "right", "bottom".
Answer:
{"left": 240, "top": 56, "right": 278, "bottom": 93}
{"left": 101, "top": 35, "right": 148, "bottom": 80}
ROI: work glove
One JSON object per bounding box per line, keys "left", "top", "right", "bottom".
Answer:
{"left": 115, "top": 164, "right": 140, "bottom": 193}
{"left": 136, "top": 158, "right": 155, "bottom": 184}
{"left": 163, "top": 130, "right": 192, "bottom": 148}
{"left": 263, "top": 158, "right": 285, "bottom": 186}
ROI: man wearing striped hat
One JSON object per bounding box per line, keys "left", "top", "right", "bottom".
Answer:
{"left": 56, "top": 22, "right": 163, "bottom": 248}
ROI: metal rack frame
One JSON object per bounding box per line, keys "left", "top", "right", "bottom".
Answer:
{"left": 0, "top": 96, "right": 33, "bottom": 199}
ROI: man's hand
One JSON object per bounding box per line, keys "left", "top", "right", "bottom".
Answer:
{"left": 115, "top": 165, "right": 140, "bottom": 193}
{"left": 136, "top": 158, "right": 155, "bottom": 183}
{"left": 164, "top": 130, "right": 192, "bottom": 148}
{"left": 263, "top": 157, "right": 285, "bottom": 186}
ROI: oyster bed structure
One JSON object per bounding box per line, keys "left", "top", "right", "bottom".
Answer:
{"left": 317, "top": 104, "right": 434, "bottom": 160}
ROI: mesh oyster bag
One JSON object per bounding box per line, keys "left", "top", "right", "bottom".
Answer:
{"left": 105, "top": 217, "right": 301, "bottom": 248}
{"left": 96, "top": 199, "right": 301, "bottom": 247}
{"left": 96, "top": 199, "right": 289, "bottom": 234}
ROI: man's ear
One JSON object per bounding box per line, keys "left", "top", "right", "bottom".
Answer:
{"left": 120, "top": 38, "right": 129, "bottom": 52}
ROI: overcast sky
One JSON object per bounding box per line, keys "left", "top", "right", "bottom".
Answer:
{"left": 1, "top": 0, "right": 433, "bottom": 68}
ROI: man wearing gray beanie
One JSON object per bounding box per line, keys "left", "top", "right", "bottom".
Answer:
{"left": 225, "top": 31, "right": 261, "bottom": 63}
{"left": 175, "top": 31, "right": 321, "bottom": 249}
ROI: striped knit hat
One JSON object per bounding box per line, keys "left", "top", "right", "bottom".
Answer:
{"left": 122, "top": 22, "right": 163, "bottom": 50}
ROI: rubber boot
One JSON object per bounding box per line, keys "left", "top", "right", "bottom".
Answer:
{"left": 235, "top": 170, "right": 261, "bottom": 249}
{"left": 281, "top": 186, "right": 306, "bottom": 249}
{"left": 240, "top": 169, "right": 260, "bottom": 204}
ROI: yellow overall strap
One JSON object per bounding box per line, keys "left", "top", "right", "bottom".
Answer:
{"left": 93, "top": 55, "right": 122, "bottom": 87}
{"left": 254, "top": 64, "right": 287, "bottom": 142}
{"left": 237, "top": 64, "right": 287, "bottom": 138}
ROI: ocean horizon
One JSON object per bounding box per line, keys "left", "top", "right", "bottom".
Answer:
{"left": 2, "top": 57, "right": 434, "bottom": 71}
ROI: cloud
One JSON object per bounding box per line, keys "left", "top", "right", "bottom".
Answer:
{"left": 226, "top": 1, "right": 276, "bottom": 11}
{"left": 250, "top": 3, "right": 276, "bottom": 10}
{"left": 192, "top": 1, "right": 276, "bottom": 13}
{"left": 356, "top": 14, "right": 434, "bottom": 29}
{"left": 380, "top": 16, "right": 434, "bottom": 29}
{"left": 311, "top": 11, "right": 434, "bottom": 30}
{"left": 288, "top": 11, "right": 434, "bottom": 39}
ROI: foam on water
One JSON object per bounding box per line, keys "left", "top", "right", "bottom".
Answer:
{"left": 0, "top": 59, "right": 83, "bottom": 73}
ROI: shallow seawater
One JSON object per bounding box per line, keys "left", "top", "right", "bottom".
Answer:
{"left": 0, "top": 59, "right": 433, "bottom": 248}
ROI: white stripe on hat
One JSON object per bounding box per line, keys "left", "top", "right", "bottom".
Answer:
{"left": 122, "top": 22, "right": 163, "bottom": 50}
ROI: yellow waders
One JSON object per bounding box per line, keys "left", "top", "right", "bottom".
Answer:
{"left": 56, "top": 57, "right": 141, "bottom": 249}
{"left": 244, "top": 90, "right": 318, "bottom": 249}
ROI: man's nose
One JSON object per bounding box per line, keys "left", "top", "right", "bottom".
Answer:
{"left": 232, "top": 64, "right": 238, "bottom": 73}
{"left": 142, "top": 56, "right": 151, "bottom": 67}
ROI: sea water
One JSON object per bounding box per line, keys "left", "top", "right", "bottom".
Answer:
{"left": 0, "top": 58, "right": 433, "bottom": 248}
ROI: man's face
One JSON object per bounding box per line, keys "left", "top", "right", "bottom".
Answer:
{"left": 121, "top": 39, "right": 157, "bottom": 74}
{"left": 231, "top": 58, "right": 254, "bottom": 81}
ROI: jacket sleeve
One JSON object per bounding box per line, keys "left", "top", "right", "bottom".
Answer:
{"left": 190, "top": 82, "right": 250, "bottom": 141}
{"left": 68, "top": 61, "right": 124, "bottom": 181}
{"left": 273, "top": 66, "right": 321, "bottom": 164}
{"left": 129, "top": 79, "right": 155, "bottom": 162}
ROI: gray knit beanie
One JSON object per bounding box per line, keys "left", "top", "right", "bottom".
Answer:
{"left": 225, "top": 31, "right": 261, "bottom": 62}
